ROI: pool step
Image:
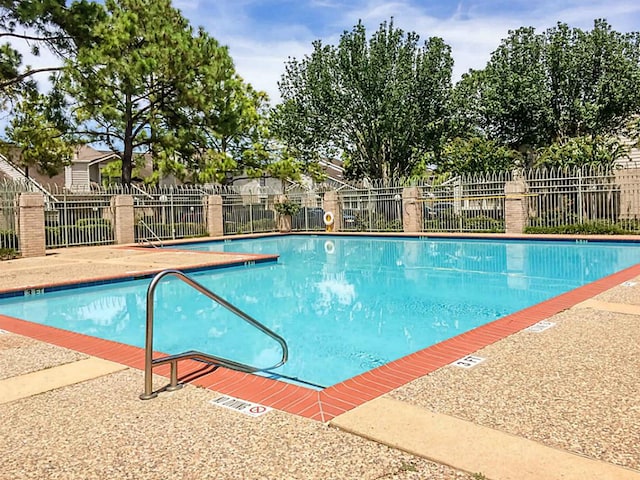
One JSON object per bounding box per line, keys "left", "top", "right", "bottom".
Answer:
{"left": 0, "top": 357, "right": 127, "bottom": 404}
{"left": 331, "top": 396, "right": 640, "bottom": 480}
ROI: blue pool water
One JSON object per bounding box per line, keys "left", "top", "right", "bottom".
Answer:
{"left": 2, "top": 235, "right": 640, "bottom": 388}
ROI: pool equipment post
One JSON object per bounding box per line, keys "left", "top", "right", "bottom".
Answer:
{"left": 167, "top": 360, "right": 182, "bottom": 392}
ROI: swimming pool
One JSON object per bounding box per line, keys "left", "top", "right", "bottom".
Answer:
{"left": 2, "top": 235, "right": 640, "bottom": 388}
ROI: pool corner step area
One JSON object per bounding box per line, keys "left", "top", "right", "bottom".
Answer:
{"left": 330, "top": 396, "right": 640, "bottom": 480}
{"left": 0, "top": 357, "right": 127, "bottom": 404}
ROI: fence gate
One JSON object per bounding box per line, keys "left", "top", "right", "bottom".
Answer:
{"left": 132, "top": 186, "right": 208, "bottom": 241}
{"left": 45, "top": 189, "right": 115, "bottom": 248}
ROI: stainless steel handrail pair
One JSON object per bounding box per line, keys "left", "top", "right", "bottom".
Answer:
{"left": 140, "top": 269, "right": 289, "bottom": 400}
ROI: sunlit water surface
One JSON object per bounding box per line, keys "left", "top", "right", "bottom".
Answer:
{"left": 2, "top": 235, "right": 640, "bottom": 387}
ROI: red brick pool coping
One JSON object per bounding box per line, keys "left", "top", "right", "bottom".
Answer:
{"left": 3, "top": 239, "right": 640, "bottom": 422}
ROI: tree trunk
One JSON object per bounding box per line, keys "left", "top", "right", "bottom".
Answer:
{"left": 278, "top": 214, "right": 292, "bottom": 232}
{"left": 122, "top": 92, "right": 134, "bottom": 186}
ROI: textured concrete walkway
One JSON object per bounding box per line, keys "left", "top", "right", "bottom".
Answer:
{"left": 0, "top": 332, "right": 470, "bottom": 480}
{"left": 2, "top": 236, "right": 640, "bottom": 479}
{"left": 332, "top": 397, "right": 640, "bottom": 480}
{"left": 0, "top": 356, "right": 126, "bottom": 404}
{"left": 0, "top": 241, "right": 276, "bottom": 291}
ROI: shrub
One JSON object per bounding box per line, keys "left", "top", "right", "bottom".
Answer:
{"left": 45, "top": 221, "right": 114, "bottom": 247}
{"left": 176, "top": 222, "right": 208, "bottom": 237}
{"left": 373, "top": 218, "right": 403, "bottom": 232}
{"left": 423, "top": 219, "right": 441, "bottom": 230}
{"left": 136, "top": 222, "right": 173, "bottom": 239}
{"left": 0, "top": 247, "right": 18, "bottom": 260}
{"left": 274, "top": 199, "right": 301, "bottom": 216}
{"left": 524, "top": 221, "right": 640, "bottom": 235}
{"left": 464, "top": 216, "right": 505, "bottom": 233}
{"left": 255, "top": 218, "right": 277, "bottom": 232}
{"left": 528, "top": 210, "right": 578, "bottom": 227}
{"left": 238, "top": 218, "right": 277, "bottom": 233}
{"left": 135, "top": 222, "right": 210, "bottom": 240}
{"left": 616, "top": 219, "right": 640, "bottom": 232}
{"left": 77, "top": 223, "right": 114, "bottom": 243}
{"left": 45, "top": 226, "right": 63, "bottom": 246}
{"left": 351, "top": 211, "right": 372, "bottom": 232}
{"left": 76, "top": 218, "right": 112, "bottom": 228}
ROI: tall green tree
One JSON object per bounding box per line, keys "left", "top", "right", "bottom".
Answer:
{"left": 458, "top": 19, "right": 640, "bottom": 167}
{"left": 1, "top": 0, "right": 103, "bottom": 176}
{"left": 545, "top": 20, "right": 640, "bottom": 141}
{"left": 162, "top": 76, "right": 274, "bottom": 184}
{"left": 449, "top": 68, "right": 486, "bottom": 139}
{"left": 273, "top": 19, "right": 454, "bottom": 182}
{"left": 469, "top": 26, "right": 551, "bottom": 151}
{"left": 62, "top": 0, "right": 264, "bottom": 186}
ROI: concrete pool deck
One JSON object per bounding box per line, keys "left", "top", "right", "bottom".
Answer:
{"left": 1, "top": 235, "right": 640, "bottom": 479}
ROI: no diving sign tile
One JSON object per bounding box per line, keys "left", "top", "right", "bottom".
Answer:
{"left": 210, "top": 395, "right": 272, "bottom": 417}
{"left": 525, "top": 320, "right": 556, "bottom": 333}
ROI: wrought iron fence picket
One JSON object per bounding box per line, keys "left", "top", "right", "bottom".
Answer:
{"left": 3, "top": 164, "right": 640, "bottom": 249}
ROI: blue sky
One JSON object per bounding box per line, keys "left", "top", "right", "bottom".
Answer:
{"left": 172, "top": 0, "right": 640, "bottom": 103}
{"left": 5, "top": 0, "right": 640, "bottom": 108}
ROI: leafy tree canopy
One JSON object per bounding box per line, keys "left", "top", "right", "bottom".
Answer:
{"left": 273, "top": 19, "right": 454, "bottom": 182}
{"left": 438, "top": 137, "right": 523, "bottom": 176}
{"left": 535, "top": 135, "right": 629, "bottom": 169}
{"left": 459, "top": 19, "right": 640, "bottom": 163}
{"left": 0, "top": 0, "right": 103, "bottom": 102}
{"left": 4, "top": 89, "right": 73, "bottom": 176}
{"left": 58, "top": 0, "right": 268, "bottom": 186}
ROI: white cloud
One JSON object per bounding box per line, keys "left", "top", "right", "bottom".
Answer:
{"left": 5, "top": 0, "right": 640, "bottom": 111}
{"left": 216, "top": 35, "right": 316, "bottom": 103}
{"left": 331, "top": 0, "right": 640, "bottom": 80}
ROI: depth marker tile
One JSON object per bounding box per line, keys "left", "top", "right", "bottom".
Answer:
{"left": 451, "top": 355, "right": 486, "bottom": 369}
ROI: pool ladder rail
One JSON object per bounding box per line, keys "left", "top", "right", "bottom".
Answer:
{"left": 140, "top": 269, "right": 289, "bottom": 400}
{"left": 137, "top": 218, "right": 163, "bottom": 248}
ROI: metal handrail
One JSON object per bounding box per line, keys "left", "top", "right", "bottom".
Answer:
{"left": 140, "top": 269, "right": 288, "bottom": 400}
{"left": 137, "top": 218, "right": 163, "bottom": 248}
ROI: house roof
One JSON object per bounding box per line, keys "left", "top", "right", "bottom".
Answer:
{"left": 319, "top": 158, "right": 345, "bottom": 182}
{"left": 74, "top": 145, "right": 121, "bottom": 165}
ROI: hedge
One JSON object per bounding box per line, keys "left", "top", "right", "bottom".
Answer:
{"left": 45, "top": 219, "right": 114, "bottom": 246}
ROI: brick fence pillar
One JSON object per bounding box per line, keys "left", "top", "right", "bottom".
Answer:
{"left": 19, "top": 193, "right": 45, "bottom": 257}
{"left": 505, "top": 180, "right": 528, "bottom": 234}
{"left": 111, "top": 195, "right": 135, "bottom": 244}
{"left": 402, "top": 187, "right": 423, "bottom": 233}
{"left": 322, "top": 191, "right": 341, "bottom": 231}
{"left": 205, "top": 195, "right": 224, "bottom": 237}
